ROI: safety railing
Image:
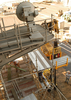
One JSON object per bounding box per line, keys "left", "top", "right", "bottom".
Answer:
{"left": 0, "top": 15, "right": 54, "bottom": 54}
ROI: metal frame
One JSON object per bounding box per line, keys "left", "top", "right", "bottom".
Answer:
{"left": 0, "top": 71, "right": 10, "bottom": 100}
{"left": 1, "top": 70, "right": 39, "bottom": 100}
{"left": 0, "top": 16, "right": 54, "bottom": 68}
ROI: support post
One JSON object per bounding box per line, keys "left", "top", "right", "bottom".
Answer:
{"left": 55, "top": 61, "right": 57, "bottom": 70}
{"left": 66, "top": 58, "right": 68, "bottom": 66}
{"left": 54, "top": 68, "right": 56, "bottom": 86}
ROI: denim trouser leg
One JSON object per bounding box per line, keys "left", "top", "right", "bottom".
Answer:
{"left": 65, "top": 77, "right": 69, "bottom": 83}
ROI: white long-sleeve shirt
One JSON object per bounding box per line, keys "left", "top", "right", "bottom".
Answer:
{"left": 13, "top": 60, "right": 18, "bottom": 64}
{"left": 66, "top": 73, "right": 71, "bottom": 79}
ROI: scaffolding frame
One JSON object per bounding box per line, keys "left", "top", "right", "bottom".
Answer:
{"left": 0, "top": 15, "right": 54, "bottom": 68}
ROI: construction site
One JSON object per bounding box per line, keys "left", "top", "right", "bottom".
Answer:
{"left": 0, "top": 0, "right": 71, "bottom": 100}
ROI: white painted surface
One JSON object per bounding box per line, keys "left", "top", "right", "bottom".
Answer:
{"left": 21, "top": 93, "right": 37, "bottom": 100}
{"left": 28, "top": 49, "right": 50, "bottom": 71}
{"left": 50, "top": 55, "right": 71, "bottom": 67}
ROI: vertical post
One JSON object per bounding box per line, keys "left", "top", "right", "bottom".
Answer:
{"left": 51, "top": 14, "right": 53, "bottom": 34}
{"left": 0, "top": 18, "right": 5, "bottom": 37}
{"left": 17, "top": 25, "right": 22, "bottom": 50}
{"left": 36, "top": 56, "right": 38, "bottom": 78}
{"left": 2, "top": 18, "right": 5, "bottom": 31}
{"left": 51, "top": 43, "right": 54, "bottom": 99}
{"left": 56, "top": 61, "right": 57, "bottom": 70}
{"left": 52, "top": 46, "right": 54, "bottom": 84}
{"left": 54, "top": 68, "right": 56, "bottom": 86}
{"left": 2, "top": 18, "right": 7, "bottom": 37}
{"left": 0, "top": 71, "right": 10, "bottom": 100}
{"left": 66, "top": 58, "right": 68, "bottom": 66}
{"left": 45, "top": 20, "right": 47, "bottom": 43}
{"left": 14, "top": 24, "right": 19, "bottom": 47}
{"left": 50, "top": 54, "right": 51, "bottom": 60}
{"left": 0, "top": 23, "right": 3, "bottom": 37}
{"left": 60, "top": 52, "right": 62, "bottom": 57}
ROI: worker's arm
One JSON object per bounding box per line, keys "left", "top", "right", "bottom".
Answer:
{"left": 69, "top": 74, "right": 71, "bottom": 77}
{"left": 66, "top": 73, "right": 71, "bottom": 78}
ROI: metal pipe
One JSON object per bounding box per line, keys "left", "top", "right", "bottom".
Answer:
{"left": 53, "top": 83, "right": 67, "bottom": 100}
{"left": 5, "top": 72, "right": 37, "bottom": 83}
{"left": 31, "top": 18, "right": 51, "bottom": 22}
{"left": 42, "top": 88, "right": 48, "bottom": 100}
{"left": 0, "top": 41, "right": 43, "bottom": 54}
{"left": 18, "top": 25, "right": 22, "bottom": 50}
{"left": 0, "top": 27, "right": 46, "bottom": 40}
{"left": 51, "top": 38, "right": 54, "bottom": 100}
{"left": 0, "top": 46, "right": 20, "bottom": 54}
{"left": 1, "top": 18, "right": 51, "bottom": 29}
{"left": 51, "top": 14, "right": 53, "bottom": 34}
{"left": 0, "top": 34, "right": 44, "bottom": 49}
{"left": 56, "top": 88, "right": 62, "bottom": 100}
{"left": 12, "top": 82, "right": 20, "bottom": 99}
{"left": 0, "top": 71, "right": 10, "bottom": 100}
{"left": 2, "top": 18, "right": 7, "bottom": 36}
{"left": 45, "top": 20, "right": 48, "bottom": 43}
{"left": 14, "top": 25, "right": 19, "bottom": 47}
{"left": 0, "top": 23, "right": 4, "bottom": 37}
{"left": 1, "top": 23, "right": 24, "bottom": 29}
{"left": 0, "top": 36, "right": 17, "bottom": 41}
{"left": 15, "top": 80, "right": 23, "bottom": 97}
{"left": 12, "top": 81, "right": 21, "bottom": 98}
{"left": 0, "top": 37, "right": 30, "bottom": 48}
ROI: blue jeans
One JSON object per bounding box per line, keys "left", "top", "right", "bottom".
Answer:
{"left": 65, "top": 77, "right": 69, "bottom": 83}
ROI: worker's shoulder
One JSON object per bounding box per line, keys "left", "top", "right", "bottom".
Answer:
{"left": 13, "top": 59, "right": 19, "bottom": 63}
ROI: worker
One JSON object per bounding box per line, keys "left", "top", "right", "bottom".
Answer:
{"left": 38, "top": 71, "right": 43, "bottom": 82}
{"left": 13, "top": 59, "right": 20, "bottom": 72}
{"left": 65, "top": 71, "right": 71, "bottom": 84}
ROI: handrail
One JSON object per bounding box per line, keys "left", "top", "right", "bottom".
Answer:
{"left": 55, "top": 58, "right": 68, "bottom": 70}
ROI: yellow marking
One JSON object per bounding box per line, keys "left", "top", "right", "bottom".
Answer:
{"left": 55, "top": 58, "right": 68, "bottom": 70}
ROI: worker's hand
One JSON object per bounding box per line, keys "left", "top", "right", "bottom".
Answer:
{"left": 62, "top": 71, "right": 66, "bottom": 75}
